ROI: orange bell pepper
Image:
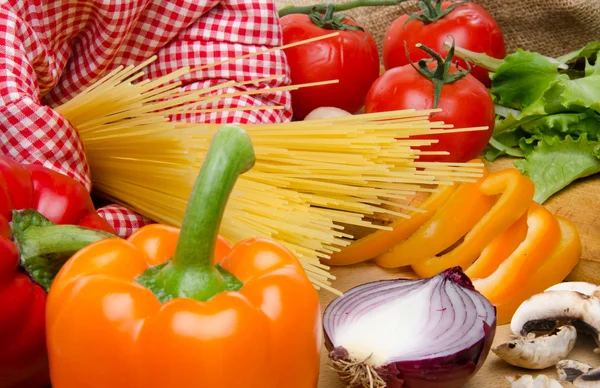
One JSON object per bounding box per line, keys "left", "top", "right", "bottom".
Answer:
{"left": 45, "top": 125, "right": 322, "bottom": 388}
{"left": 471, "top": 203, "right": 561, "bottom": 305}
{"left": 494, "top": 216, "right": 581, "bottom": 324}
{"left": 328, "top": 183, "right": 455, "bottom": 266}
{"left": 411, "top": 168, "right": 534, "bottom": 277}
{"left": 375, "top": 161, "right": 494, "bottom": 269}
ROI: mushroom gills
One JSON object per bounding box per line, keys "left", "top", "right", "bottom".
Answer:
{"left": 557, "top": 360, "right": 593, "bottom": 383}
{"left": 511, "top": 291, "right": 600, "bottom": 348}
{"left": 573, "top": 368, "right": 600, "bottom": 387}
{"left": 493, "top": 326, "right": 577, "bottom": 369}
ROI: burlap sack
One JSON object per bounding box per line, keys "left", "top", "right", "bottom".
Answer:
{"left": 275, "top": 0, "right": 600, "bottom": 57}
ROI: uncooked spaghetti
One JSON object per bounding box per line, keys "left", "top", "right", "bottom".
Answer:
{"left": 56, "top": 37, "right": 485, "bottom": 292}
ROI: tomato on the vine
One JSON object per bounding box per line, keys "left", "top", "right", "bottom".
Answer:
{"left": 383, "top": 0, "right": 505, "bottom": 87}
{"left": 366, "top": 42, "right": 495, "bottom": 163}
{"left": 280, "top": 8, "right": 380, "bottom": 120}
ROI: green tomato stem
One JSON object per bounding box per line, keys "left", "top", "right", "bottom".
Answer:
{"left": 407, "top": 38, "right": 471, "bottom": 109}
{"left": 278, "top": 0, "right": 406, "bottom": 18}
{"left": 400, "top": 0, "right": 468, "bottom": 25}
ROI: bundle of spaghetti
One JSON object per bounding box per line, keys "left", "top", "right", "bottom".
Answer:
{"left": 55, "top": 41, "right": 485, "bottom": 293}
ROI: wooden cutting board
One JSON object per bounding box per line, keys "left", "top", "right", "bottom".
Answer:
{"left": 318, "top": 157, "right": 600, "bottom": 387}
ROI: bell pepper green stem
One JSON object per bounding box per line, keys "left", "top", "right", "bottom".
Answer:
{"left": 11, "top": 210, "right": 115, "bottom": 292}
{"left": 278, "top": 0, "right": 406, "bottom": 18}
{"left": 173, "top": 124, "right": 255, "bottom": 267}
{"left": 136, "top": 124, "right": 254, "bottom": 303}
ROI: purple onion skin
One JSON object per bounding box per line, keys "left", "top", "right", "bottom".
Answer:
{"left": 324, "top": 268, "right": 497, "bottom": 388}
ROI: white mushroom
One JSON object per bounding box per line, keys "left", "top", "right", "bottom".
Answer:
{"left": 494, "top": 326, "right": 577, "bottom": 369}
{"left": 557, "top": 360, "right": 593, "bottom": 383}
{"left": 511, "top": 291, "right": 600, "bottom": 346}
{"left": 546, "top": 283, "right": 600, "bottom": 298}
{"left": 506, "top": 374, "right": 569, "bottom": 388}
{"left": 573, "top": 368, "right": 600, "bottom": 387}
{"left": 304, "top": 107, "right": 352, "bottom": 121}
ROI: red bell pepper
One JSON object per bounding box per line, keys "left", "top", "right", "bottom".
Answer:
{"left": 0, "top": 156, "right": 115, "bottom": 388}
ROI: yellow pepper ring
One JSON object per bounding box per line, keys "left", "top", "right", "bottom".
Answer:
{"left": 466, "top": 212, "right": 528, "bottom": 280}
{"left": 328, "top": 184, "right": 455, "bottom": 266}
{"left": 411, "top": 168, "right": 535, "bottom": 277}
{"left": 375, "top": 163, "right": 493, "bottom": 269}
{"left": 472, "top": 203, "right": 561, "bottom": 305}
{"left": 494, "top": 216, "right": 582, "bottom": 324}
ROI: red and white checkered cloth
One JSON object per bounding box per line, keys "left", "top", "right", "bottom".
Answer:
{"left": 0, "top": 0, "right": 292, "bottom": 237}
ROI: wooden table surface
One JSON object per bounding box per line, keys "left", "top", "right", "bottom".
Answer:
{"left": 317, "top": 157, "right": 600, "bottom": 387}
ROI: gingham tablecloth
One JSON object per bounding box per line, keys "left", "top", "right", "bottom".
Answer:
{"left": 0, "top": 0, "right": 292, "bottom": 237}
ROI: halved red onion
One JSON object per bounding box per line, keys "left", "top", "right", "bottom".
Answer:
{"left": 324, "top": 267, "right": 496, "bottom": 388}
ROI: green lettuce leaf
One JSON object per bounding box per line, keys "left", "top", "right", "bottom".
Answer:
{"left": 557, "top": 41, "right": 600, "bottom": 64}
{"left": 519, "top": 75, "right": 600, "bottom": 118}
{"left": 514, "top": 134, "right": 600, "bottom": 203}
{"left": 491, "top": 50, "right": 562, "bottom": 108}
{"left": 520, "top": 111, "right": 600, "bottom": 140}
{"left": 494, "top": 110, "right": 531, "bottom": 134}
{"left": 586, "top": 55, "right": 600, "bottom": 76}
{"left": 485, "top": 127, "right": 527, "bottom": 161}
{"left": 548, "top": 75, "right": 600, "bottom": 113}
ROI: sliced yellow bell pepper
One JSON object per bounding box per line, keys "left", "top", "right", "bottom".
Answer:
{"left": 465, "top": 212, "right": 528, "bottom": 279}
{"left": 411, "top": 168, "right": 534, "bottom": 277}
{"left": 327, "top": 184, "right": 455, "bottom": 266}
{"left": 375, "top": 163, "right": 493, "bottom": 269}
{"left": 472, "top": 203, "right": 561, "bottom": 305}
{"left": 494, "top": 216, "right": 581, "bottom": 324}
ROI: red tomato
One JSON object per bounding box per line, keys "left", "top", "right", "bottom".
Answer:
{"left": 383, "top": 1, "right": 505, "bottom": 87}
{"left": 365, "top": 64, "right": 495, "bottom": 163}
{"left": 280, "top": 14, "right": 380, "bottom": 120}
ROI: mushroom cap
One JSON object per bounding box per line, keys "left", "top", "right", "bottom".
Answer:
{"left": 493, "top": 325, "right": 577, "bottom": 369}
{"left": 506, "top": 374, "right": 565, "bottom": 388}
{"left": 511, "top": 291, "right": 600, "bottom": 341}
{"left": 546, "top": 282, "right": 600, "bottom": 298}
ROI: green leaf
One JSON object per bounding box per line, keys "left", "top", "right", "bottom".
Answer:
{"left": 551, "top": 75, "right": 600, "bottom": 113}
{"left": 518, "top": 136, "right": 540, "bottom": 155}
{"left": 514, "top": 134, "right": 600, "bottom": 203}
{"left": 485, "top": 127, "right": 527, "bottom": 161}
{"left": 586, "top": 55, "right": 600, "bottom": 76}
{"left": 519, "top": 75, "right": 600, "bottom": 118}
{"left": 491, "top": 50, "right": 562, "bottom": 108}
{"left": 520, "top": 111, "right": 600, "bottom": 141}
{"left": 494, "top": 111, "right": 525, "bottom": 134}
{"left": 557, "top": 41, "right": 600, "bottom": 64}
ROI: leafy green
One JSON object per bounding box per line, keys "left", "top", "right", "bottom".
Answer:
{"left": 557, "top": 41, "right": 600, "bottom": 64}
{"left": 490, "top": 50, "right": 562, "bottom": 108}
{"left": 520, "top": 112, "right": 600, "bottom": 140}
{"left": 586, "top": 57, "right": 600, "bottom": 76}
{"left": 514, "top": 135, "right": 600, "bottom": 203}
{"left": 487, "top": 43, "right": 600, "bottom": 202}
{"left": 545, "top": 75, "right": 600, "bottom": 113}
{"left": 493, "top": 110, "right": 534, "bottom": 134}
{"left": 485, "top": 127, "right": 527, "bottom": 161}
